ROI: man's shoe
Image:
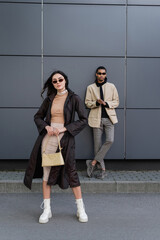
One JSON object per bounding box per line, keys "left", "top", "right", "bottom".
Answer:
{"left": 96, "top": 162, "right": 102, "bottom": 170}
{"left": 95, "top": 170, "right": 107, "bottom": 180}
{"left": 86, "top": 160, "right": 95, "bottom": 178}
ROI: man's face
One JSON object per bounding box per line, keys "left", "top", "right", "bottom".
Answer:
{"left": 96, "top": 69, "right": 107, "bottom": 83}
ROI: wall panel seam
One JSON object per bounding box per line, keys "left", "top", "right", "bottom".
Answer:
{"left": 1, "top": 108, "right": 159, "bottom": 110}
{"left": 0, "top": 55, "right": 41, "bottom": 57}
{"left": 128, "top": 4, "right": 160, "bottom": 7}
{"left": 41, "top": 0, "right": 44, "bottom": 88}
{"left": 123, "top": 0, "right": 128, "bottom": 159}
{"left": 0, "top": 1, "right": 41, "bottom": 4}
{"left": 43, "top": 3, "right": 126, "bottom": 6}
{"left": 1, "top": 2, "right": 160, "bottom": 6}
{"left": 43, "top": 55, "right": 126, "bottom": 58}
{"left": 1, "top": 55, "right": 160, "bottom": 58}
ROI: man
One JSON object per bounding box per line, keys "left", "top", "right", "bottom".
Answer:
{"left": 85, "top": 66, "right": 119, "bottom": 179}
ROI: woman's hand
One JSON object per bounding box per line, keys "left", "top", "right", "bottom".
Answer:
{"left": 57, "top": 127, "right": 67, "bottom": 134}
{"left": 45, "top": 126, "right": 60, "bottom": 136}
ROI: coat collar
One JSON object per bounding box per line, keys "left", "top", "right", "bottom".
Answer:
{"left": 95, "top": 78, "right": 107, "bottom": 87}
{"left": 48, "top": 88, "right": 74, "bottom": 102}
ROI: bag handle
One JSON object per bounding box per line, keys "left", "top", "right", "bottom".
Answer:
{"left": 42, "top": 135, "right": 62, "bottom": 154}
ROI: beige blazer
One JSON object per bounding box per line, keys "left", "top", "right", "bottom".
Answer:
{"left": 85, "top": 82, "right": 119, "bottom": 127}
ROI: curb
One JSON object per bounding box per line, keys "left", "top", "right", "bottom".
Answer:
{"left": 1, "top": 180, "right": 160, "bottom": 193}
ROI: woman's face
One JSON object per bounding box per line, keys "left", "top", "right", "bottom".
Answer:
{"left": 52, "top": 73, "right": 66, "bottom": 92}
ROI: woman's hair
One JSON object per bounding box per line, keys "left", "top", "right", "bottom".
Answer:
{"left": 41, "top": 70, "right": 69, "bottom": 97}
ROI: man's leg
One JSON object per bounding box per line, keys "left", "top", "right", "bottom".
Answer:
{"left": 86, "top": 121, "right": 103, "bottom": 177}
{"left": 93, "top": 124, "right": 103, "bottom": 157}
{"left": 94, "top": 118, "right": 114, "bottom": 174}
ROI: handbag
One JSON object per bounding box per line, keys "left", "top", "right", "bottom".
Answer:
{"left": 42, "top": 135, "right": 64, "bottom": 167}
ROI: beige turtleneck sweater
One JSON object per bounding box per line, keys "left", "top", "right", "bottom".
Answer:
{"left": 51, "top": 92, "right": 68, "bottom": 123}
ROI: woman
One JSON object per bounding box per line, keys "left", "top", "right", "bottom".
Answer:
{"left": 24, "top": 70, "right": 88, "bottom": 223}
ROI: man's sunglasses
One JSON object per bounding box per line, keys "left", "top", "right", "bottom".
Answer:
{"left": 97, "top": 72, "right": 106, "bottom": 75}
{"left": 52, "top": 78, "right": 64, "bottom": 84}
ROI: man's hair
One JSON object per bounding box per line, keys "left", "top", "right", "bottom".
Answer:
{"left": 96, "top": 66, "right": 107, "bottom": 73}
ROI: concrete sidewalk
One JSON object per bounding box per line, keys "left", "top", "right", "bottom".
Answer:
{"left": 1, "top": 170, "right": 160, "bottom": 193}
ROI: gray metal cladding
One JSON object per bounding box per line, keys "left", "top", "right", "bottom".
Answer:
{"left": 0, "top": 1, "right": 160, "bottom": 159}
{"left": 0, "top": 109, "right": 38, "bottom": 159}
{"left": 126, "top": 110, "right": 160, "bottom": 159}
{"left": 127, "top": 58, "right": 160, "bottom": 108}
{"left": 127, "top": 6, "right": 160, "bottom": 57}
{"left": 0, "top": 3, "right": 41, "bottom": 55}
{"left": 43, "top": 5, "right": 126, "bottom": 56}
{"left": 0, "top": 56, "right": 42, "bottom": 107}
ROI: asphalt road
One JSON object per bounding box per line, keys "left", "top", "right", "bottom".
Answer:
{"left": 0, "top": 193, "right": 160, "bottom": 240}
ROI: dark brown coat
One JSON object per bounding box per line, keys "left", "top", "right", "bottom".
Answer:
{"left": 24, "top": 89, "right": 87, "bottom": 190}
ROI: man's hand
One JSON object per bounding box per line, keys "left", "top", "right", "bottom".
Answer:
{"left": 97, "top": 99, "right": 106, "bottom": 106}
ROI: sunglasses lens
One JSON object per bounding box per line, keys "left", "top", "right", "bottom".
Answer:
{"left": 59, "top": 79, "right": 64, "bottom": 82}
{"left": 97, "top": 72, "right": 106, "bottom": 75}
{"left": 52, "top": 78, "right": 64, "bottom": 84}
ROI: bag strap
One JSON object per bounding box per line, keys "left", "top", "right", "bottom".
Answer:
{"left": 42, "top": 135, "right": 62, "bottom": 153}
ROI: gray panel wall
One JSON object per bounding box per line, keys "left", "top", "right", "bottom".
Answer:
{"left": 126, "top": 2, "right": 160, "bottom": 159}
{"left": 0, "top": 56, "right": 41, "bottom": 107}
{"left": 0, "top": 3, "right": 41, "bottom": 55}
{"left": 0, "top": 0, "right": 160, "bottom": 160}
{"left": 44, "top": 5, "right": 125, "bottom": 56}
{"left": 127, "top": 6, "right": 160, "bottom": 57}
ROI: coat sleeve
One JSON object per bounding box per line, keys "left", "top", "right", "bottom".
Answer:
{"left": 85, "top": 86, "right": 99, "bottom": 109}
{"left": 65, "top": 95, "right": 88, "bottom": 137}
{"left": 34, "top": 97, "right": 50, "bottom": 135}
{"left": 107, "top": 85, "right": 119, "bottom": 109}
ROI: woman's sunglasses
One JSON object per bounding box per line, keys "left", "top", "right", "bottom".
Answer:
{"left": 52, "top": 78, "right": 64, "bottom": 84}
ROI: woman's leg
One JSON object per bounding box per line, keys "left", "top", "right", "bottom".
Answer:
{"left": 39, "top": 167, "right": 52, "bottom": 224}
{"left": 72, "top": 186, "right": 82, "bottom": 199}
{"left": 43, "top": 180, "right": 51, "bottom": 199}
{"left": 72, "top": 186, "right": 88, "bottom": 222}
{"left": 42, "top": 166, "right": 52, "bottom": 198}
{"left": 39, "top": 123, "right": 64, "bottom": 223}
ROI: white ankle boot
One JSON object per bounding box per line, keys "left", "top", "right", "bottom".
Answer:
{"left": 76, "top": 198, "right": 88, "bottom": 223}
{"left": 39, "top": 199, "right": 52, "bottom": 224}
